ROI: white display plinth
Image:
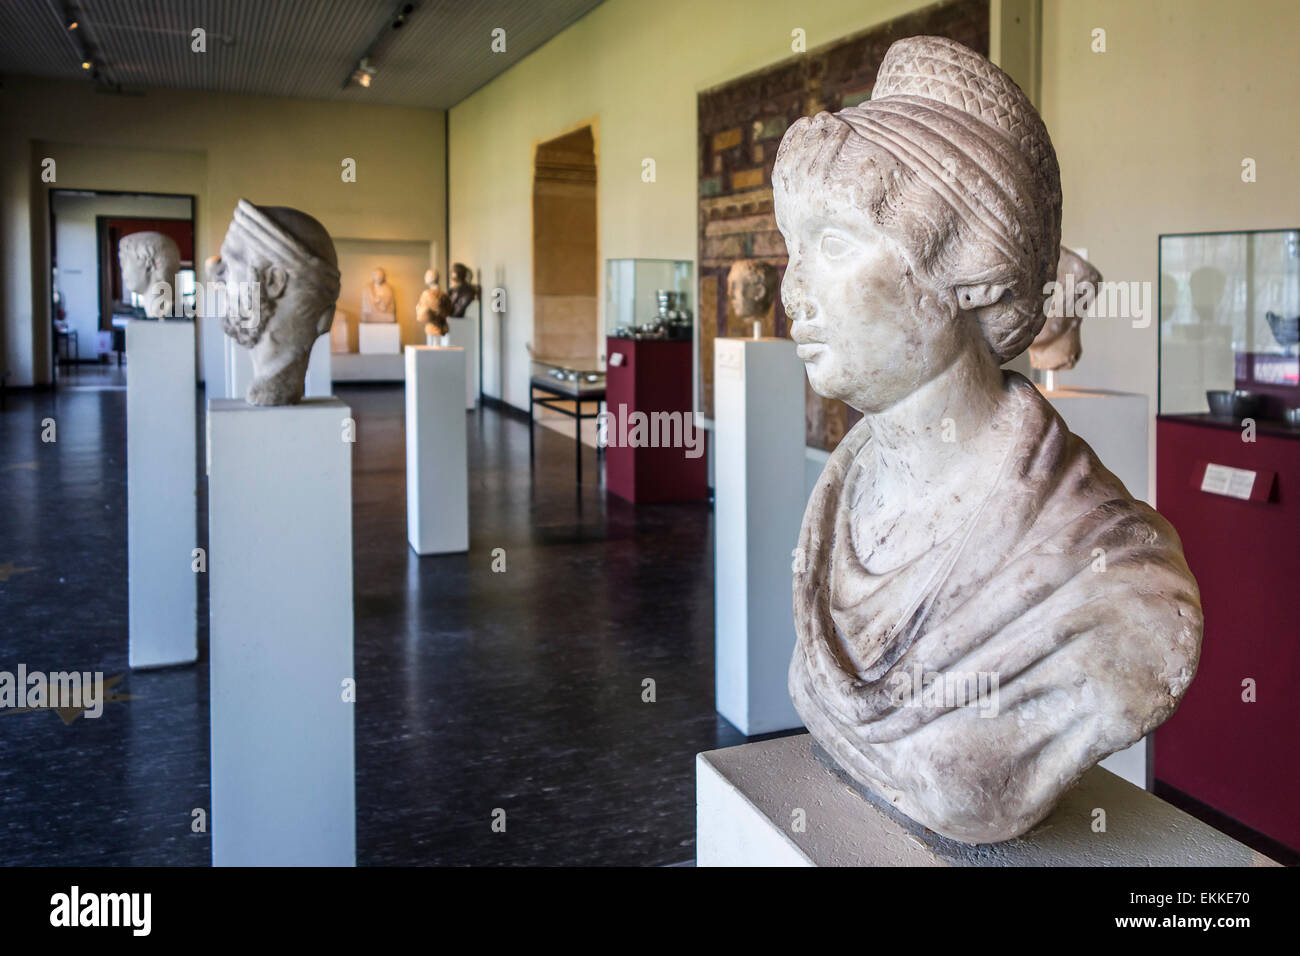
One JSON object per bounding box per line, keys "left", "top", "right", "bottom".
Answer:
{"left": 713, "top": 338, "right": 805, "bottom": 735}
{"left": 331, "top": 352, "right": 405, "bottom": 382}
{"left": 1040, "top": 385, "right": 1147, "bottom": 498}
{"left": 1040, "top": 384, "right": 1149, "bottom": 789}
{"left": 127, "top": 320, "right": 198, "bottom": 669}
{"left": 405, "top": 346, "right": 469, "bottom": 555}
{"left": 207, "top": 397, "right": 355, "bottom": 866}
{"left": 448, "top": 302, "right": 480, "bottom": 408}
{"left": 359, "top": 322, "right": 401, "bottom": 355}
{"left": 696, "top": 734, "right": 1278, "bottom": 867}
{"left": 200, "top": 314, "right": 227, "bottom": 394}
{"left": 226, "top": 333, "right": 331, "bottom": 401}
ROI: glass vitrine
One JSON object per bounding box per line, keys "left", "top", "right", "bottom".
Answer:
{"left": 1159, "top": 229, "right": 1300, "bottom": 425}
{"left": 604, "top": 258, "right": 694, "bottom": 341}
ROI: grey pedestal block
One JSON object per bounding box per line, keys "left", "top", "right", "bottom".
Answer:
{"left": 697, "top": 734, "right": 1278, "bottom": 867}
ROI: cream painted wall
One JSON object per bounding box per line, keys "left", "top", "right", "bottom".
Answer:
{"left": 449, "top": 0, "right": 990, "bottom": 411}
{"left": 0, "top": 77, "right": 446, "bottom": 386}
{"left": 1040, "top": 0, "right": 1300, "bottom": 498}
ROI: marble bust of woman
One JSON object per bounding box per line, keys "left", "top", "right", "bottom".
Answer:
{"left": 773, "top": 36, "right": 1201, "bottom": 844}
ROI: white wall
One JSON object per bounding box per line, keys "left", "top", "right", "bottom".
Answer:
{"left": 1040, "top": 0, "right": 1300, "bottom": 498}
{"left": 0, "top": 78, "right": 446, "bottom": 387}
{"left": 52, "top": 192, "right": 192, "bottom": 355}
{"left": 449, "top": 0, "right": 1022, "bottom": 413}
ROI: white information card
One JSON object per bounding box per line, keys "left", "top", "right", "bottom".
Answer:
{"left": 1200, "top": 463, "right": 1256, "bottom": 500}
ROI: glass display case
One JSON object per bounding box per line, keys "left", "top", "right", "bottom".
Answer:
{"left": 529, "top": 357, "right": 606, "bottom": 398}
{"left": 604, "top": 258, "right": 694, "bottom": 341}
{"left": 1159, "top": 229, "right": 1300, "bottom": 427}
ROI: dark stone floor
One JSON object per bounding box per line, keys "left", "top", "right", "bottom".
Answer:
{"left": 0, "top": 374, "right": 760, "bottom": 866}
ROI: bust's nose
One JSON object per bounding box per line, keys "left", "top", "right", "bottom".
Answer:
{"left": 783, "top": 277, "right": 817, "bottom": 323}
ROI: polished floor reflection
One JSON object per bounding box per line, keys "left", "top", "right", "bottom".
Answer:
{"left": 0, "top": 381, "right": 756, "bottom": 865}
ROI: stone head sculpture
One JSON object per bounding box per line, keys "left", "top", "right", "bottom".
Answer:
{"left": 773, "top": 36, "right": 1200, "bottom": 844}
{"left": 208, "top": 199, "right": 340, "bottom": 406}
{"left": 361, "top": 266, "right": 397, "bottom": 323}
{"left": 448, "top": 262, "right": 479, "bottom": 318}
{"left": 1030, "top": 246, "right": 1102, "bottom": 372}
{"left": 118, "top": 231, "right": 181, "bottom": 319}
{"left": 417, "top": 268, "right": 452, "bottom": 338}
{"left": 726, "top": 259, "right": 779, "bottom": 324}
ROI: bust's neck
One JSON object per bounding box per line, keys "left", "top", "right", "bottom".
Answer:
{"left": 860, "top": 346, "right": 1009, "bottom": 498}
{"left": 248, "top": 331, "right": 310, "bottom": 405}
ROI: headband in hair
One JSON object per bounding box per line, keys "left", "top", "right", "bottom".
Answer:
{"left": 230, "top": 199, "right": 342, "bottom": 305}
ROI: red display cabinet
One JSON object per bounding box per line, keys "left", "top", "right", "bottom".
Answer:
{"left": 603, "top": 337, "right": 707, "bottom": 503}
{"left": 1153, "top": 415, "right": 1300, "bottom": 853}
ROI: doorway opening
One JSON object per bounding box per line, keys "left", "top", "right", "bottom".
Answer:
{"left": 48, "top": 189, "right": 196, "bottom": 388}
{"left": 531, "top": 125, "right": 599, "bottom": 447}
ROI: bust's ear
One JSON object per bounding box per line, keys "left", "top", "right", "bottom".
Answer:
{"left": 264, "top": 265, "right": 289, "bottom": 299}
{"left": 954, "top": 282, "right": 1011, "bottom": 311}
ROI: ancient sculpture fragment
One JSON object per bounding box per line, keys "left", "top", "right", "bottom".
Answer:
{"left": 118, "top": 231, "right": 181, "bottom": 319}
{"left": 774, "top": 36, "right": 1201, "bottom": 844}
{"left": 208, "top": 199, "right": 341, "bottom": 406}
{"left": 417, "top": 269, "right": 453, "bottom": 340}
{"left": 1031, "top": 246, "right": 1102, "bottom": 372}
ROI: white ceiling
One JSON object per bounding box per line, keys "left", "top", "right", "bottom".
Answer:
{"left": 0, "top": 0, "right": 606, "bottom": 109}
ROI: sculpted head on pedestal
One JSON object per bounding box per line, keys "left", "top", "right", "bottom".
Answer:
{"left": 417, "top": 268, "right": 452, "bottom": 337}
{"left": 772, "top": 36, "right": 1200, "bottom": 844}
{"left": 118, "top": 231, "right": 181, "bottom": 319}
{"left": 726, "top": 259, "right": 779, "bottom": 324}
{"left": 1030, "top": 246, "right": 1102, "bottom": 372}
{"left": 208, "top": 199, "right": 340, "bottom": 406}
{"left": 448, "top": 262, "right": 479, "bottom": 318}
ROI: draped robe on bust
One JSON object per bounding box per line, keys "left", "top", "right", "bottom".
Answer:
{"left": 790, "top": 372, "right": 1202, "bottom": 843}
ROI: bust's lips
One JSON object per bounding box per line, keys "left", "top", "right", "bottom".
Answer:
{"left": 791, "top": 321, "right": 829, "bottom": 360}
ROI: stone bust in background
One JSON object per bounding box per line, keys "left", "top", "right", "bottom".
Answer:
{"left": 773, "top": 36, "right": 1201, "bottom": 844}
{"left": 208, "top": 199, "right": 341, "bottom": 406}
{"left": 726, "top": 259, "right": 779, "bottom": 336}
{"left": 1030, "top": 246, "right": 1102, "bottom": 372}
{"left": 447, "top": 262, "right": 479, "bottom": 318}
{"left": 361, "top": 267, "right": 397, "bottom": 323}
{"left": 118, "top": 231, "right": 181, "bottom": 319}
{"left": 417, "top": 268, "right": 452, "bottom": 339}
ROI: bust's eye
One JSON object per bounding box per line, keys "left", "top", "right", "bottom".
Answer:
{"left": 819, "top": 233, "right": 853, "bottom": 260}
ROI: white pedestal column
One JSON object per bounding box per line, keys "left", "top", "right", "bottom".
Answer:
{"left": 405, "top": 346, "right": 469, "bottom": 555}
{"left": 127, "top": 320, "right": 198, "bottom": 669}
{"left": 1040, "top": 385, "right": 1149, "bottom": 789}
{"left": 448, "top": 301, "right": 480, "bottom": 408}
{"left": 207, "top": 397, "right": 355, "bottom": 866}
{"left": 696, "top": 735, "right": 1278, "bottom": 866}
{"left": 304, "top": 333, "right": 332, "bottom": 398}
{"left": 359, "top": 323, "right": 401, "bottom": 355}
{"left": 1041, "top": 385, "right": 1147, "bottom": 498}
{"left": 226, "top": 333, "right": 332, "bottom": 401}
{"left": 200, "top": 314, "right": 227, "bottom": 395}
{"left": 713, "top": 337, "right": 805, "bottom": 735}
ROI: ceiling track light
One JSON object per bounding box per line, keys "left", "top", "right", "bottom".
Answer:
{"left": 342, "top": 1, "right": 419, "bottom": 90}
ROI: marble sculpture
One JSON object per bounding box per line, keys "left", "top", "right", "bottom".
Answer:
{"left": 209, "top": 199, "right": 341, "bottom": 406}
{"left": 726, "top": 259, "right": 779, "bottom": 336}
{"left": 1030, "top": 246, "right": 1102, "bottom": 372}
{"left": 118, "top": 231, "right": 181, "bottom": 319}
{"left": 361, "top": 267, "right": 397, "bottom": 324}
{"left": 417, "top": 268, "right": 453, "bottom": 340}
{"left": 448, "top": 262, "right": 479, "bottom": 318}
{"left": 773, "top": 36, "right": 1202, "bottom": 844}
